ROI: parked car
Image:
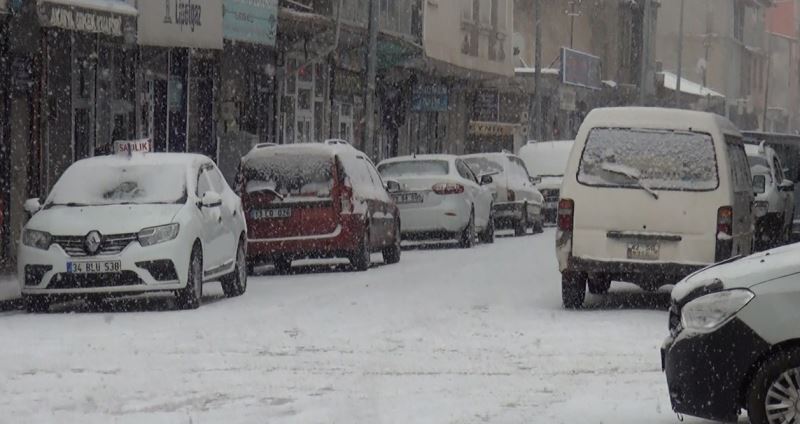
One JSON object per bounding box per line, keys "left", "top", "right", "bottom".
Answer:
{"left": 557, "top": 107, "right": 754, "bottom": 308}
{"left": 518, "top": 140, "right": 574, "bottom": 224}
{"left": 237, "top": 143, "right": 400, "bottom": 273}
{"left": 377, "top": 154, "right": 494, "bottom": 247}
{"left": 662, "top": 243, "right": 800, "bottom": 424}
{"left": 462, "top": 152, "right": 544, "bottom": 235}
{"left": 746, "top": 143, "right": 795, "bottom": 251}
{"left": 18, "top": 153, "right": 247, "bottom": 312}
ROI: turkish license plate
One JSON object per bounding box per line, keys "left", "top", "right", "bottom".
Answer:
{"left": 251, "top": 208, "right": 292, "bottom": 219}
{"left": 627, "top": 240, "right": 660, "bottom": 260}
{"left": 66, "top": 260, "right": 121, "bottom": 274}
{"left": 392, "top": 192, "right": 423, "bottom": 204}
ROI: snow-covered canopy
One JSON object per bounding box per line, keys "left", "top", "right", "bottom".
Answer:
{"left": 659, "top": 71, "right": 724, "bottom": 98}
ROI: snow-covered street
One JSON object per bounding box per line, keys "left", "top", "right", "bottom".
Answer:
{"left": 0, "top": 230, "right": 722, "bottom": 424}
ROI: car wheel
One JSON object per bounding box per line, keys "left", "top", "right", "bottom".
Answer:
{"left": 350, "top": 226, "right": 371, "bottom": 271}
{"left": 23, "top": 294, "right": 50, "bottom": 313}
{"left": 747, "top": 348, "right": 800, "bottom": 424}
{"left": 458, "top": 209, "right": 476, "bottom": 248}
{"left": 273, "top": 256, "right": 292, "bottom": 274}
{"left": 382, "top": 220, "right": 402, "bottom": 265}
{"left": 587, "top": 275, "right": 611, "bottom": 295}
{"left": 562, "top": 271, "right": 586, "bottom": 309}
{"left": 177, "top": 244, "right": 203, "bottom": 310}
{"left": 480, "top": 212, "right": 495, "bottom": 244}
{"left": 221, "top": 237, "right": 247, "bottom": 297}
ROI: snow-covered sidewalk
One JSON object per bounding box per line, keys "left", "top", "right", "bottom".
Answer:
{"left": 0, "top": 231, "right": 724, "bottom": 423}
{"left": 0, "top": 272, "right": 20, "bottom": 303}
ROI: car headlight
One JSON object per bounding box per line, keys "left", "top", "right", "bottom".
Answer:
{"left": 754, "top": 201, "right": 769, "bottom": 218}
{"left": 681, "top": 289, "right": 755, "bottom": 333}
{"left": 22, "top": 229, "right": 51, "bottom": 250}
{"left": 138, "top": 224, "right": 179, "bottom": 247}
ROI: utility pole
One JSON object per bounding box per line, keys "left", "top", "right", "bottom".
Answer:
{"left": 533, "top": 0, "right": 543, "bottom": 143}
{"left": 763, "top": 33, "right": 772, "bottom": 131}
{"left": 363, "top": 0, "right": 379, "bottom": 157}
{"left": 675, "top": 0, "right": 684, "bottom": 108}
{"left": 639, "top": 0, "right": 651, "bottom": 105}
{"left": 566, "top": 1, "right": 581, "bottom": 49}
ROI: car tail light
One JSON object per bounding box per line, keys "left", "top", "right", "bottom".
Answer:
{"left": 715, "top": 206, "right": 733, "bottom": 261}
{"left": 432, "top": 183, "right": 464, "bottom": 195}
{"left": 507, "top": 189, "right": 516, "bottom": 202}
{"left": 557, "top": 198, "right": 574, "bottom": 231}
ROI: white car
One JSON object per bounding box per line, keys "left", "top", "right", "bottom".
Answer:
{"left": 662, "top": 243, "right": 800, "bottom": 423}
{"left": 18, "top": 153, "right": 247, "bottom": 312}
{"left": 462, "top": 152, "right": 544, "bottom": 236}
{"left": 518, "top": 140, "right": 574, "bottom": 224}
{"left": 746, "top": 143, "right": 795, "bottom": 250}
{"left": 377, "top": 155, "right": 495, "bottom": 247}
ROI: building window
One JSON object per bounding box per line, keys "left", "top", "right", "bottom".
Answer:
{"left": 733, "top": 1, "right": 744, "bottom": 43}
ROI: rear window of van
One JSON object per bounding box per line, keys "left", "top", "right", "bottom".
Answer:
{"left": 242, "top": 154, "right": 334, "bottom": 198}
{"left": 577, "top": 128, "right": 719, "bottom": 191}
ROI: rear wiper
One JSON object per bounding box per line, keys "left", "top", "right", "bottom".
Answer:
{"left": 600, "top": 163, "right": 659, "bottom": 200}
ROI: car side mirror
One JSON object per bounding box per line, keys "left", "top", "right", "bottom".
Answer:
{"left": 24, "top": 198, "right": 42, "bottom": 214}
{"left": 384, "top": 179, "right": 401, "bottom": 193}
{"left": 779, "top": 180, "right": 795, "bottom": 192}
{"left": 480, "top": 175, "right": 494, "bottom": 185}
{"left": 529, "top": 175, "right": 542, "bottom": 185}
{"left": 201, "top": 191, "right": 222, "bottom": 208}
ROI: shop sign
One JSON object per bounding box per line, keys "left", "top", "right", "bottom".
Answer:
{"left": 468, "top": 121, "right": 518, "bottom": 137}
{"left": 37, "top": 1, "right": 137, "bottom": 37}
{"left": 115, "top": 139, "right": 152, "bottom": 155}
{"left": 559, "top": 86, "right": 576, "bottom": 111}
{"left": 138, "top": 0, "right": 223, "bottom": 49}
{"left": 412, "top": 83, "right": 448, "bottom": 112}
{"left": 473, "top": 90, "right": 499, "bottom": 122}
{"left": 561, "top": 47, "right": 602, "bottom": 90}
{"left": 223, "top": 0, "right": 277, "bottom": 46}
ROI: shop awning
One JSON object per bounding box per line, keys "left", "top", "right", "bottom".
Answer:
{"left": 659, "top": 71, "right": 725, "bottom": 98}
{"left": 37, "top": 0, "right": 138, "bottom": 38}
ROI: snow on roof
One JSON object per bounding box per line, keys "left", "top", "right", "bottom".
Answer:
{"left": 582, "top": 107, "right": 740, "bottom": 135}
{"left": 659, "top": 71, "right": 725, "bottom": 98}
{"left": 243, "top": 143, "right": 366, "bottom": 163}
{"left": 514, "top": 67, "right": 560, "bottom": 75}
{"left": 378, "top": 154, "right": 457, "bottom": 165}
{"left": 38, "top": 0, "right": 138, "bottom": 16}
{"left": 73, "top": 152, "right": 210, "bottom": 168}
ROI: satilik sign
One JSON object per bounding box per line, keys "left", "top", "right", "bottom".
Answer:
{"left": 115, "top": 139, "right": 152, "bottom": 156}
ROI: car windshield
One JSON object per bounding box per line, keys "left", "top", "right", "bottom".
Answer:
{"left": 378, "top": 160, "right": 449, "bottom": 177}
{"left": 577, "top": 128, "right": 719, "bottom": 191}
{"left": 463, "top": 157, "right": 505, "bottom": 176}
{"left": 243, "top": 154, "right": 334, "bottom": 198}
{"left": 45, "top": 161, "right": 187, "bottom": 207}
{"left": 753, "top": 174, "right": 767, "bottom": 193}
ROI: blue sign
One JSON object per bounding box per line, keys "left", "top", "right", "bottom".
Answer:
{"left": 223, "top": 0, "right": 278, "bottom": 46}
{"left": 412, "top": 84, "right": 449, "bottom": 112}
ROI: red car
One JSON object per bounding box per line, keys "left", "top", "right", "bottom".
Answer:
{"left": 236, "top": 143, "right": 401, "bottom": 273}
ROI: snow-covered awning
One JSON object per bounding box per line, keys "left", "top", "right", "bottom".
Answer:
{"left": 659, "top": 71, "right": 725, "bottom": 98}
{"left": 515, "top": 67, "right": 560, "bottom": 76}
{"left": 37, "top": 0, "right": 137, "bottom": 38}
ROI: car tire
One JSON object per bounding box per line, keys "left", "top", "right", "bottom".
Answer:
{"left": 747, "top": 348, "right": 800, "bottom": 424}
{"left": 221, "top": 236, "right": 247, "bottom": 298}
{"left": 587, "top": 275, "right": 611, "bottom": 295}
{"left": 480, "top": 212, "right": 495, "bottom": 244}
{"left": 562, "top": 271, "right": 586, "bottom": 309}
{"left": 382, "top": 220, "right": 402, "bottom": 265}
{"left": 350, "top": 226, "right": 371, "bottom": 271}
{"left": 177, "top": 244, "right": 203, "bottom": 310}
{"left": 458, "top": 209, "right": 476, "bottom": 248}
{"left": 273, "top": 256, "right": 292, "bottom": 274}
{"left": 23, "top": 294, "right": 50, "bottom": 313}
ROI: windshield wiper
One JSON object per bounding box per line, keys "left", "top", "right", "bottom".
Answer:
{"left": 600, "top": 163, "right": 659, "bottom": 200}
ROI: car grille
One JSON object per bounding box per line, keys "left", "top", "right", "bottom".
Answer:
{"left": 47, "top": 271, "right": 143, "bottom": 289}
{"left": 540, "top": 189, "right": 560, "bottom": 203}
{"left": 52, "top": 233, "right": 138, "bottom": 257}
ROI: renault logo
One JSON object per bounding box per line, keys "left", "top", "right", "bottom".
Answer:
{"left": 84, "top": 231, "right": 102, "bottom": 255}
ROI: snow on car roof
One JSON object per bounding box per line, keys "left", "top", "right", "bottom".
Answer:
{"left": 70, "top": 152, "right": 211, "bottom": 169}
{"left": 581, "top": 107, "right": 740, "bottom": 136}
{"left": 243, "top": 143, "right": 364, "bottom": 163}
{"left": 378, "top": 154, "right": 457, "bottom": 165}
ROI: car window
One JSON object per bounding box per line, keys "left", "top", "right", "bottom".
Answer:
{"left": 509, "top": 157, "right": 531, "bottom": 181}
{"left": 726, "top": 140, "right": 752, "bottom": 194}
{"left": 463, "top": 156, "right": 505, "bottom": 177}
{"left": 378, "top": 160, "right": 449, "bottom": 177}
{"left": 774, "top": 157, "right": 785, "bottom": 182}
{"left": 242, "top": 153, "right": 334, "bottom": 198}
{"left": 578, "top": 128, "right": 719, "bottom": 191}
{"left": 207, "top": 164, "right": 226, "bottom": 194}
{"left": 455, "top": 160, "right": 477, "bottom": 183}
{"left": 197, "top": 166, "right": 213, "bottom": 197}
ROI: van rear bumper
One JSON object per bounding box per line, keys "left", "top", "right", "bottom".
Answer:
{"left": 567, "top": 257, "right": 706, "bottom": 287}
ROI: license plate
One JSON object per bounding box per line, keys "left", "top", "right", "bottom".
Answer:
{"left": 251, "top": 208, "right": 292, "bottom": 219}
{"left": 392, "top": 192, "right": 423, "bottom": 204}
{"left": 627, "top": 240, "right": 660, "bottom": 260}
{"left": 67, "top": 260, "right": 122, "bottom": 274}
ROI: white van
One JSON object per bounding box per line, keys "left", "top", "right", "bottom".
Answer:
{"left": 518, "top": 140, "right": 574, "bottom": 223}
{"left": 556, "top": 107, "right": 754, "bottom": 308}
